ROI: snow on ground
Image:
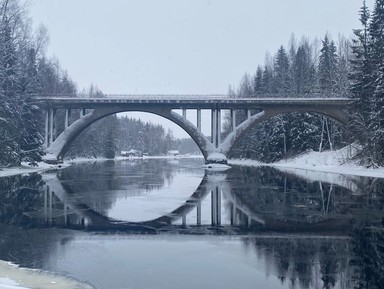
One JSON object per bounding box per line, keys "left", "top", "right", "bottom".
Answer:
{"left": 229, "top": 144, "right": 384, "bottom": 179}
{"left": 0, "top": 261, "right": 94, "bottom": 289}
{"left": 0, "top": 162, "right": 69, "bottom": 178}
{"left": 3, "top": 146, "right": 384, "bottom": 180}
{"left": 0, "top": 155, "right": 204, "bottom": 178}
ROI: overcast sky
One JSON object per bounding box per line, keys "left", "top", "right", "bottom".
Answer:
{"left": 30, "top": 0, "right": 372, "bottom": 138}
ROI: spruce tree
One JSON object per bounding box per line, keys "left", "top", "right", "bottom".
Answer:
{"left": 369, "top": 0, "right": 384, "bottom": 164}
{"left": 349, "top": 0, "right": 373, "bottom": 150}
{"left": 292, "top": 44, "right": 316, "bottom": 94}
{"left": 274, "top": 46, "right": 291, "bottom": 94}
{"left": 318, "top": 34, "right": 338, "bottom": 94}
{"left": 261, "top": 65, "right": 274, "bottom": 93}
{"left": 253, "top": 66, "right": 263, "bottom": 95}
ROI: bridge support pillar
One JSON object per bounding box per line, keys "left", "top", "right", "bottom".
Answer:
{"left": 217, "top": 109, "right": 221, "bottom": 146}
{"left": 197, "top": 109, "right": 201, "bottom": 132}
{"left": 231, "top": 197, "right": 237, "bottom": 225}
{"left": 182, "top": 214, "right": 187, "bottom": 227}
{"left": 211, "top": 110, "right": 217, "bottom": 146}
{"left": 230, "top": 204, "right": 235, "bottom": 225}
{"left": 197, "top": 200, "right": 202, "bottom": 226}
{"left": 182, "top": 109, "right": 187, "bottom": 119}
{"left": 45, "top": 185, "right": 53, "bottom": 224}
{"left": 211, "top": 187, "right": 221, "bottom": 225}
{"left": 44, "top": 185, "right": 48, "bottom": 221}
{"left": 211, "top": 109, "right": 221, "bottom": 148}
{"left": 211, "top": 190, "right": 216, "bottom": 225}
{"left": 49, "top": 108, "right": 56, "bottom": 146}
{"left": 44, "top": 110, "right": 49, "bottom": 148}
{"left": 64, "top": 201, "right": 68, "bottom": 226}
{"left": 65, "top": 109, "right": 71, "bottom": 128}
{"left": 217, "top": 187, "right": 221, "bottom": 225}
{"left": 231, "top": 109, "right": 236, "bottom": 133}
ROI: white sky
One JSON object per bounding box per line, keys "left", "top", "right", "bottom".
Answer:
{"left": 29, "top": 0, "right": 372, "bottom": 138}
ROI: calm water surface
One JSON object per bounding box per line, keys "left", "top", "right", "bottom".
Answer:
{"left": 0, "top": 158, "right": 384, "bottom": 289}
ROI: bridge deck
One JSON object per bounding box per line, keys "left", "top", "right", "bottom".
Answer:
{"left": 33, "top": 96, "right": 353, "bottom": 109}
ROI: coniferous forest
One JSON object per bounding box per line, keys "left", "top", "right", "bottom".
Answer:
{"left": 227, "top": 0, "right": 384, "bottom": 167}
{"left": 2, "top": 0, "right": 384, "bottom": 167}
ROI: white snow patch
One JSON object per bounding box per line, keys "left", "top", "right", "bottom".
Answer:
{"left": 0, "top": 155, "right": 204, "bottom": 178}
{"left": 0, "top": 277, "right": 25, "bottom": 289}
{"left": 229, "top": 144, "right": 384, "bottom": 179}
{"left": 0, "top": 261, "right": 94, "bottom": 289}
{"left": 207, "top": 152, "right": 227, "bottom": 161}
{"left": 0, "top": 162, "right": 68, "bottom": 178}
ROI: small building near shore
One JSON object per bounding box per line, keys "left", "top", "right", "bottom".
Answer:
{"left": 167, "top": 150, "right": 180, "bottom": 156}
{"left": 121, "top": 149, "right": 141, "bottom": 157}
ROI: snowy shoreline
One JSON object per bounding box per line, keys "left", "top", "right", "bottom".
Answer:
{"left": 0, "top": 162, "right": 69, "bottom": 178}
{"left": 0, "top": 155, "right": 204, "bottom": 178}
{"left": 230, "top": 145, "right": 384, "bottom": 179}
{"left": 2, "top": 147, "right": 384, "bottom": 179}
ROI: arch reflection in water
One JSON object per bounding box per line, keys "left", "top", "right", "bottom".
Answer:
{"left": 1, "top": 160, "right": 384, "bottom": 289}
{"left": 39, "top": 170, "right": 265, "bottom": 231}
{"left": 3, "top": 159, "right": 383, "bottom": 234}
{"left": 27, "top": 161, "right": 382, "bottom": 234}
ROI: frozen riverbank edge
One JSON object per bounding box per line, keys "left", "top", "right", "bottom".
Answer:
{"left": 0, "top": 260, "right": 94, "bottom": 289}
{"left": 230, "top": 144, "right": 384, "bottom": 179}
{"left": 0, "top": 155, "right": 205, "bottom": 178}
{"left": 1, "top": 146, "right": 383, "bottom": 179}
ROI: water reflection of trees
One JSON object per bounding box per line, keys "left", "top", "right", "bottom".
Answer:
{"left": 350, "top": 227, "right": 384, "bottom": 289}
{"left": 243, "top": 225, "right": 384, "bottom": 289}
{"left": 227, "top": 165, "right": 384, "bottom": 229}
{"left": 0, "top": 173, "right": 43, "bottom": 224}
{"left": 0, "top": 173, "right": 67, "bottom": 268}
{"left": 243, "top": 236, "right": 351, "bottom": 289}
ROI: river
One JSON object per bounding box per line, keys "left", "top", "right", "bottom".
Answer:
{"left": 0, "top": 158, "right": 383, "bottom": 289}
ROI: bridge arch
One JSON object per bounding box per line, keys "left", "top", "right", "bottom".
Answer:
{"left": 221, "top": 106, "right": 348, "bottom": 156}
{"left": 46, "top": 107, "right": 214, "bottom": 160}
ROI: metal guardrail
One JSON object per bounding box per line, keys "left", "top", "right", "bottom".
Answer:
{"left": 32, "top": 93, "right": 352, "bottom": 99}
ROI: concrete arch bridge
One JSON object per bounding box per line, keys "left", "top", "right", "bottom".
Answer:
{"left": 33, "top": 95, "right": 353, "bottom": 163}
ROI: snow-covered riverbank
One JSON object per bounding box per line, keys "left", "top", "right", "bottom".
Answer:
{"left": 0, "top": 155, "right": 204, "bottom": 178}
{"left": 230, "top": 145, "right": 384, "bottom": 179}
{"left": 0, "top": 261, "right": 93, "bottom": 289}
{"left": 2, "top": 147, "right": 384, "bottom": 179}
{"left": 0, "top": 162, "right": 68, "bottom": 178}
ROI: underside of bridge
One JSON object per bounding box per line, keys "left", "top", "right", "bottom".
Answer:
{"left": 38, "top": 97, "right": 352, "bottom": 164}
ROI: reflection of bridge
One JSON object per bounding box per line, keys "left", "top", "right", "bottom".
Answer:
{"left": 40, "top": 172, "right": 266, "bottom": 231}
{"left": 39, "top": 171, "right": 351, "bottom": 233}
{"left": 33, "top": 95, "right": 353, "bottom": 163}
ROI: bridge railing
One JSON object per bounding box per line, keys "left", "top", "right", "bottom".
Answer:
{"left": 32, "top": 93, "right": 351, "bottom": 100}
